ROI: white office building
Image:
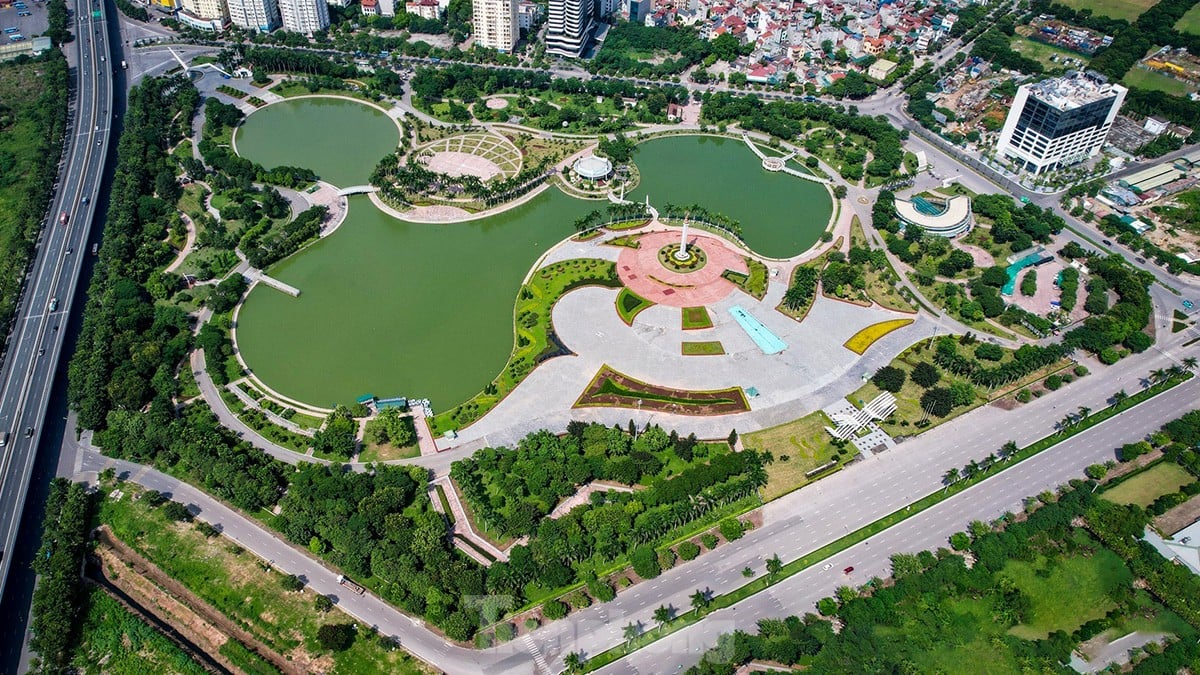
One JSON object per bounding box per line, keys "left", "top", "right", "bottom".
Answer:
{"left": 545, "top": 0, "right": 593, "bottom": 57}
{"left": 227, "top": 0, "right": 280, "bottom": 31}
{"left": 995, "top": 71, "right": 1127, "bottom": 176}
{"left": 279, "top": 0, "right": 329, "bottom": 32}
{"left": 472, "top": 0, "right": 518, "bottom": 51}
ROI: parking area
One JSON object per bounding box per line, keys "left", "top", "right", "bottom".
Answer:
{"left": 0, "top": 0, "right": 48, "bottom": 45}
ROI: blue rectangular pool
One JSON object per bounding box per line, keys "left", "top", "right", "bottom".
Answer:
{"left": 729, "top": 305, "right": 787, "bottom": 354}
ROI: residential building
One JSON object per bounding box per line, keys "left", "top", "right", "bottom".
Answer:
{"left": 326, "top": 0, "right": 351, "bottom": 7}
{"left": 378, "top": 0, "right": 395, "bottom": 16}
{"left": 545, "top": 0, "right": 593, "bottom": 57}
{"left": 867, "top": 58, "right": 897, "bottom": 81}
{"left": 227, "top": 0, "right": 280, "bottom": 32}
{"left": 597, "top": 0, "right": 619, "bottom": 18}
{"left": 362, "top": 0, "right": 377, "bottom": 15}
{"left": 178, "top": 0, "right": 229, "bottom": 31}
{"left": 995, "top": 71, "right": 1127, "bottom": 175}
{"left": 472, "top": 0, "right": 518, "bottom": 52}
{"left": 407, "top": 0, "right": 441, "bottom": 18}
{"left": 517, "top": 1, "right": 541, "bottom": 30}
{"left": 279, "top": 0, "right": 329, "bottom": 32}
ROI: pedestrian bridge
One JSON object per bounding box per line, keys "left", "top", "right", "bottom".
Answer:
{"left": 741, "top": 134, "right": 831, "bottom": 185}
{"left": 337, "top": 185, "right": 380, "bottom": 196}
{"left": 246, "top": 268, "right": 300, "bottom": 297}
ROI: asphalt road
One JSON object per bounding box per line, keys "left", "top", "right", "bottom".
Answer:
{"left": 72, "top": 327, "right": 1199, "bottom": 674}
{"left": 0, "top": 0, "right": 112, "bottom": 633}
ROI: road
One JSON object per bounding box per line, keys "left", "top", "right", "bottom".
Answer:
{"left": 0, "top": 0, "right": 113, "bottom": 604}
{"left": 71, "top": 320, "right": 1199, "bottom": 674}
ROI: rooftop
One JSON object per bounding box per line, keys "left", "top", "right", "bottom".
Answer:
{"left": 1026, "top": 71, "right": 1126, "bottom": 111}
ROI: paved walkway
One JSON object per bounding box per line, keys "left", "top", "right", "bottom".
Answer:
{"left": 162, "top": 213, "right": 197, "bottom": 274}
{"left": 430, "top": 476, "right": 513, "bottom": 563}
{"left": 617, "top": 231, "right": 746, "bottom": 307}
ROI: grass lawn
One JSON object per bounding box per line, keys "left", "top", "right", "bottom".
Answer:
{"left": 850, "top": 217, "right": 916, "bottom": 313}
{"left": 358, "top": 442, "right": 421, "bottom": 462}
{"left": 1002, "top": 541, "right": 1131, "bottom": 640}
{"left": 98, "top": 482, "right": 430, "bottom": 674}
{"left": 1101, "top": 461, "right": 1195, "bottom": 507}
{"left": 1178, "top": 2, "right": 1200, "bottom": 34}
{"left": 616, "top": 287, "right": 654, "bottom": 325}
{"left": 743, "top": 411, "right": 845, "bottom": 501}
{"left": 1009, "top": 36, "right": 1084, "bottom": 72}
{"left": 71, "top": 587, "right": 209, "bottom": 675}
{"left": 178, "top": 184, "right": 209, "bottom": 219}
{"left": 722, "top": 257, "right": 768, "bottom": 300}
{"left": 1056, "top": 0, "right": 1156, "bottom": 22}
{"left": 1123, "top": 67, "right": 1197, "bottom": 96}
{"left": 896, "top": 597, "right": 1027, "bottom": 675}
{"left": 682, "top": 306, "right": 713, "bottom": 330}
{"left": 681, "top": 340, "right": 725, "bottom": 356}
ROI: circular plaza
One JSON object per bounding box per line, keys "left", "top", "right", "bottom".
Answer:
{"left": 616, "top": 231, "right": 747, "bottom": 307}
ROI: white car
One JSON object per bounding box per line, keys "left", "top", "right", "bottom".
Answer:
{"left": 822, "top": 563, "right": 833, "bottom": 571}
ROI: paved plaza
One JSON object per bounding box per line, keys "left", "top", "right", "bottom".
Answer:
{"left": 616, "top": 231, "right": 747, "bottom": 307}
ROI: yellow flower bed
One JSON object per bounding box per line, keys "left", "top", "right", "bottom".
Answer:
{"left": 843, "top": 318, "right": 914, "bottom": 355}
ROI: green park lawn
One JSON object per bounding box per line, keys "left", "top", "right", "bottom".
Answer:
{"left": 1123, "top": 67, "right": 1197, "bottom": 96}
{"left": 682, "top": 306, "right": 713, "bottom": 329}
{"left": 99, "top": 481, "right": 428, "bottom": 674}
{"left": 1101, "top": 461, "right": 1196, "bottom": 506}
{"left": 1056, "top": 0, "right": 1157, "bottom": 21}
{"left": 1176, "top": 2, "right": 1200, "bottom": 34}
{"left": 743, "top": 411, "right": 844, "bottom": 501}
{"left": 1009, "top": 36, "right": 1085, "bottom": 72}
{"left": 681, "top": 341, "right": 725, "bottom": 355}
{"left": 1002, "top": 537, "right": 1132, "bottom": 640}
{"left": 616, "top": 287, "right": 654, "bottom": 325}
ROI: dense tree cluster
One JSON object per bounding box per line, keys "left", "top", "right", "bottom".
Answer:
{"left": 933, "top": 335, "right": 1072, "bottom": 389}
{"left": 241, "top": 205, "right": 327, "bottom": 269}
{"left": 29, "top": 479, "right": 93, "bottom": 672}
{"left": 590, "top": 22, "right": 716, "bottom": 78}
{"left": 373, "top": 154, "right": 552, "bottom": 208}
{"left": 68, "top": 76, "right": 201, "bottom": 430}
{"left": 1061, "top": 255, "right": 1153, "bottom": 361}
{"left": 453, "top": 423, "right": 765, "bottom": 601}
{"left": 972, "top": 194, "right": 1063, "bottom": 252}
{"left": 782, "top": 266, "right": 818, "bottom": 312}
{"left": 700, "top": 94, "right": 905, "bottom": 179}
{"left": 971, "top": 26, "right": 1044, "bottom": 76}
{"left": 0, "top": 52, "right": 69, "bottom": 337}
{"left": 409, "top": 64, "right": 688, "bottom": 109}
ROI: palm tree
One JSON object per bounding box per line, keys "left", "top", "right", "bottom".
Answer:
{"left": 766, "top": 554, "right": 783, "bottom": 576}
{"left": 942, "top": 467, "right": 960, "bottom": 488}
{"left": 999, "top": 441, "right": 1018, "bottom": 460}
{"left": 1077, "top": 406, "right": 1091, "bottom": 421}
{"left": 690, "top": 589, "right": 711, "bottom": 612}
{"left": 1150, "top": 368, "right": 1168, "bottom": 385}
{"left": 653, "top": 604, "right": 673, "bottom": 626}
{"left": 1183, "top": 356, "right": 1198, "bottom": 371}
{"left": 563, "top": 651, "right": 586, "bottom": 674}
{"left": 622, "top": 622, "right": 641, "bottom": 644}
{"left": 1111, "top": 389, "right": 1128, "bottom": 405}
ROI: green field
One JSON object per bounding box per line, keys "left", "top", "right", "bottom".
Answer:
{"left": 616, "top": 287, "right": 654, "bottom": 325}
{"left": 0, "top": 56, "right": 69, "bottom": 334}
{"left": 1002, "top": 540, "right": 1132, "bottom": 639}
{"left": 681, "top": 306, "right": 712, "bottom": 329}
{"left": 1010, "top": 36, "right": 1085, "bottom": 72}
{"left": 1055, "top": 0, "right": 1158, "bottom": 22}
{"left": 1123, "top": 67, "right": 1197, "bottom": 96}
{"left": 743, "top": 411, "right": 843, "bottom": 501}
{"left": 1176, "top": 2, "right": 1200, "bottom": 34}
{"left": 681, "top": 340, "right": 725, "bottom": 355}
{"left": 1101, "top": 461, "right": 1196, "bottom": 506}
{"left": 71, "top": 588, "right": 208, "bottom": 675}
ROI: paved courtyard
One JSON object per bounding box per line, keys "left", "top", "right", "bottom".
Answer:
{"left": 616, "top": 231, "right": 747, "bottom": 307}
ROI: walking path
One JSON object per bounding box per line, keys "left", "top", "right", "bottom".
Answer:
{"left": 162, "top": 213, "right": 197, "bottom": 274}
{"left": 429, "top": 476, "right": 514, "bottom": 563}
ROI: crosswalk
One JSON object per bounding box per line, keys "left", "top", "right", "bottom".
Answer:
{"left": 522, "top": 634, "right": 551, "bottom": 673}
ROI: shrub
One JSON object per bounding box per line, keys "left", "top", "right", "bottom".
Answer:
{"left": 474, "top": 632, "right": 494, "bottom": 649}
{"left": 700, "top": 533, "right": 718, "bottom": 550}
{"left": 141, "top": 489, "right": 167, "bottom": 507}
{"left": 280, "top": 574, "right": 305, "bottom": 592}
{"left": 719, "top": 518, "right": 745, "bottom": 541}
{"left": 631, "top": 545, "right": 662, "bottom": 579}
{"left": 566, "top": 591, "right": 592, "bottom": 609}
{"left": 920, "top": 387, "right": 954, "bottom": 417}
{"left": 1016, "top": 388, "right": 1032, "bottom": 403}
{"left": 1044, "top": 374, "right": 1062, "bottom": 391}
{"left": 495, "top": 622, "right": 516, "bottom": 642}
{"left": 524, "top": 618, "right": 540, "bottom": 631}
{"left": 949, "top": 532, "right": 970, "bottom": 550}
{"left": 872, "top": 365, "right": 907, "bottom": 392}
{"left": 974, "top": 343, "right": 1004, "bottom": 362}
{"left": 1099, "top": 348, "right": 1121, "bottom": 365}
{"left": 317, "top": 623, "right": 355, "bottom": 651}
{"left": 195, "top": 521, "right": 219, "bottom": 538}
{"left": 588, "top": 578, "right": 616, "bottom": 602}
{"left": 314, "top": 594, "right": 334, "bottom": 612}
{"left": 658, "top": 548, "right": 677, "bottom": 571}
{"left": 542, "top": 600, "right": 569, "bottom": 620}
{"left": 161, "top": 501, "right": 193, "bottom": 522}
{"left": 817, "top": 597, "right": 838, "bottom": 615}
{"left": 1074, "top": 365, "right": 1089, "bottom": 377}
{"left": 1124, "top": 331, "right": 1152, "bottom": 354}
{"left": 677, "top": 541, "right": 700, "bottom": 561}
{"left": 911, "top": 361, "right": 941, "bottom": 388}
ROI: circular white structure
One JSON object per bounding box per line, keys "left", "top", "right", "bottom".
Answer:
{"left": 762, "top": 157, "right": 785, "bottom": 172}
{"left": 573, "top": 155, "right": 614, "bottom": 181}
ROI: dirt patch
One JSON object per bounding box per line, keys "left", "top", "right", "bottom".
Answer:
{"left": 486, "top": 97, "right": 510, "bottom": 110}
{"left": 95, "top": 527, "right": 303, "bottom": 675}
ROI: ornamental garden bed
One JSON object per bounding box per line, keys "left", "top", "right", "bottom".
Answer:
{"left": 682, "top": 306, "right": 713, "bottom": 330}
{"left": 575, "top": 366, "right": 750, "bottom": 414}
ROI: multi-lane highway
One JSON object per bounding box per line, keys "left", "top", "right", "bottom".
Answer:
{"left": 0, "top": 0, "right": 113, "bottom": 600}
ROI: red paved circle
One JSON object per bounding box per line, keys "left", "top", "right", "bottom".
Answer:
{"left": 616, "top": 231, "right": 748, "bottom": 308}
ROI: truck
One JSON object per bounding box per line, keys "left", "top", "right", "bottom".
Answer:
{"left": 337, "top": 575, "right": 366, "bottom": 595}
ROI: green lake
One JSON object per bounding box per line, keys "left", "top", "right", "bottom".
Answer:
{"left": 233, "top": 97, "right": 400, "bottom": 187}
{"left": 627, "top": 135, "right": 832, "bottom": 259}
{"left": 233, "top": 100, "right": 833, "bottom": 409}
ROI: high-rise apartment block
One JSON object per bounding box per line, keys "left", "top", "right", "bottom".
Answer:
{"left": 177, "top": 0, "right": 228, "bottom": 31}
{"left": 472, "top": 0, "right": 518, "bottom": 52}
{"left": 227, "top": 0, "right": 280, "bottom": 31}
{"left": 995, "top": 71, "right": 1127, "bottom": 176}
{"left": 279, "top": 0, "right": 329, "bottom": 32}
{"left": 545, "top": 0, "right": 592, "bottom": 57}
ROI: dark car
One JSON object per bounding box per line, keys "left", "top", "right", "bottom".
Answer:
{"left": 1102, "top": 239, "right": 1112, "bottom": 246}
{"left": 843, "top": 566, "right": 854, "bottom": 574}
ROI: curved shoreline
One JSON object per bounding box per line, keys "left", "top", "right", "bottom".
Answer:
{"left": 231, "top": 93, "right": 404, "bottom": 166}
